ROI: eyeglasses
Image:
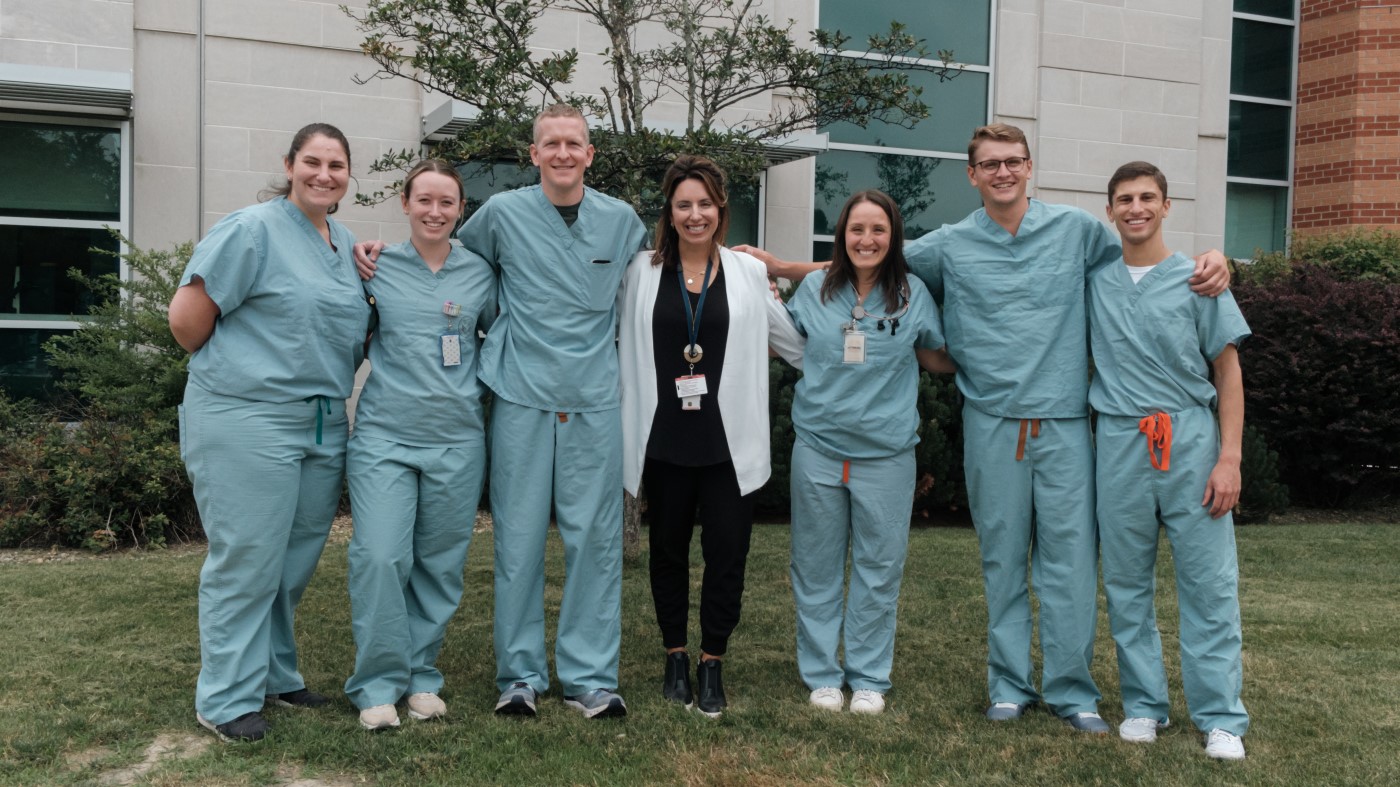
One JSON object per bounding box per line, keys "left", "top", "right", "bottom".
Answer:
{"left": 972, "top": 156, "right": 1029, "bottom": 175}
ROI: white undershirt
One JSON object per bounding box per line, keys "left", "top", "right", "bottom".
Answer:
{"left": 1127, "top": 264, "right": 1156, "bottom": 284}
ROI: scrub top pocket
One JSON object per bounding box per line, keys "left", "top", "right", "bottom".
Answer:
{"left": 581, "top": 258, "right": 620, "bottom": 311}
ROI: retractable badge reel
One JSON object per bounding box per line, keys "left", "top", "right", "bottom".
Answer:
{"left": 441, "top": 301, "right": 463, "bottom": 367}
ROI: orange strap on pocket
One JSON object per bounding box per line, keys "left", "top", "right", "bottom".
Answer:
{"left": 1137, "top": 412, "right": 1172, "bottom": 471}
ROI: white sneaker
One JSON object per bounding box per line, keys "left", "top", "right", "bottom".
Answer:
{"left": 1205, "top": 728, "right": 1246, "bottom": 760}
{"left": 358, "top": 704, "right": 400, "bottom": 731}
{"left": 849, "top": 690, "right": 885, "bottom": 715}
{"left": 1119, "top": 716, "right": 1168, "bottom": 743}
{"left": 406, "top": 692, "right": 447, "bottom": 720}
{"left": 809, "top": 687, "right": 844, "bottom": 711}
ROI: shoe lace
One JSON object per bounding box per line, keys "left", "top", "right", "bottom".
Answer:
{"left": 1208, "top": 729, "right": 1238, "bottom": 747}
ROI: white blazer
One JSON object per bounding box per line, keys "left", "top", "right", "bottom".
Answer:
{"left": 619, "top": 247, "right": 805, "bottom": 496}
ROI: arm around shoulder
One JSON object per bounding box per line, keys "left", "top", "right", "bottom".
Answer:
{"left": 1190, "top": 249, "right": 1232, "bottom": 297}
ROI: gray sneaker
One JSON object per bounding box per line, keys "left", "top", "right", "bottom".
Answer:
{"left": 1063, "top": 711, "right": 1111, "bottom": 734}
{"left": 494, "top": 682, "right": 538, "bottom": 717}
{"left": 564, "top": 689, "right": 628, "bottom": 719}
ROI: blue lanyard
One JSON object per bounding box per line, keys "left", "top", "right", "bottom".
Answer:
{"left": 677, "top": 256, "right": 714, "bottom": 363}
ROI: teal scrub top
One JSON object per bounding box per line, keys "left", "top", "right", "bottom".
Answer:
{"left": 1088, "top": 252, "right": 1251, "bottom": 417}
{"left": 786, "top": 270, "right": 945, "bottom": 460}
{"left": 352, "top": 241, "right": 497, "bottom": 446}
{"left": 905, "top": 200, "right": 1120, "bottom": 419}
{"left": 458, "top": 185, "right": 647, "bottom": 411}
{"left": 181, "top": 197, "right": 370, "bottom": 402}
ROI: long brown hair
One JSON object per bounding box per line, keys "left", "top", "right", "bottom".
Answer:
{"left": 651, "top": 154, "right": 730, "bottom": 269}
{"left": 820, "top": 189, "right": 909, "bottom": 314}
{"left": 261, "top": 122, "right": 352, "bottom": 214}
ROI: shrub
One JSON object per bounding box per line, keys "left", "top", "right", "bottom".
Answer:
{"left": 0, "top": 235, "right": 198, "bottom": 550}
{"left": 1233, "top": 263, "right": 1400, "bottom": 507}
{"left": 1236, "top": 424, "right": 1290, "bottom": 523}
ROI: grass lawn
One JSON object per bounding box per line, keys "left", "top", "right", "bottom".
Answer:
{"left": 1, "top": 520, "right": 1398, "bottom": 785}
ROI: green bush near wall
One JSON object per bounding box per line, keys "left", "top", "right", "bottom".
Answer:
{"left": 0, "top": 236, "right": 198, "bottom": 550}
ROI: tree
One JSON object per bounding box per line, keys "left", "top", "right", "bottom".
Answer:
{"left": 345, "top": 0, "right": 961, "bottom": 213}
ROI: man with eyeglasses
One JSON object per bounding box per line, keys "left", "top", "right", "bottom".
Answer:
{"left": 739, "top": 123, "right": 1230, "bottom": 734}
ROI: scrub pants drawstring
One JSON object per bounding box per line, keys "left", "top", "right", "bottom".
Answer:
{"left": 1014, "top": 418, "right": 1041, "bottom": 461}
{"left": 1138, "top": 412, "right": 1172, "bottom": 471}
{"left": 305, "top": 395, "right": 332, "bottom": 445}
{"left": 841, "top": 460, "right": 851, "bottom": 485}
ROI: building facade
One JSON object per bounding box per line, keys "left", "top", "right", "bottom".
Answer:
{"left": 1, "top": 1, "right": 1391, "bottom": 397}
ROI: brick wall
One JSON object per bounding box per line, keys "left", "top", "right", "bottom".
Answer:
{"left": 1293, "top": 1, "right": 1400, "bottom": 232}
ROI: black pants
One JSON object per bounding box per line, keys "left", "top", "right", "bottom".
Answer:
{"left": 643, "top": 458, "right": 756, "bottom": 657}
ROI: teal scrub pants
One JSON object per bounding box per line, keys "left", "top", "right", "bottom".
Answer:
{"left": 488, "top": 399, "right": 623, "bottom": 696}
{"left": 1097, "top": 409, "right": 1248, "bottom": 736}
{"left": 789, "top": 440, "right": 915, "bottom": 693}
{"left": 181, "top": 384, "right": 345, "bottom": 725}
{"left": 343, "top": 433, "right": 485, "bottom": 710}
{"left": 962, "top": 404, "right": 1101, "bottom": 715}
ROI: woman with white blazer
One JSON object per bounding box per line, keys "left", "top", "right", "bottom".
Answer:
{"left": 619, "top": 154, "right": 803, "bottom": 718}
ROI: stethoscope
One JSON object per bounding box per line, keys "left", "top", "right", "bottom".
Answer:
{"left": 848, "top": 284, "right": 912, "bottom": 336}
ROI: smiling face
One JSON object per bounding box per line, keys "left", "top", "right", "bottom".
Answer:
{"left": 844, "top": 199, "right": 892, "bottom": 281}
{"left": 530, "top": 115, "right": 594, "bottom": 203}
{"left": 967, "top": 139, "right": 1032, "bottom": 212}
{"left": 283, "top": 133, "right": 350, "bottom": 218}
{"left": 401, "top": 170, "right": 463, "bottom": 247}
{"left": 669, "top": 177, "right": 722, "bottom": 256}
{"left": 1107, "top": 175, "right": 1171, "bottom": 248}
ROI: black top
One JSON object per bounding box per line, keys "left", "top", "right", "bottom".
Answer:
{"left": 645, "top": 262, "right": 731, "bottom": 465}
{"left": 555, "top": 201, "right": 581, "bottom": 227}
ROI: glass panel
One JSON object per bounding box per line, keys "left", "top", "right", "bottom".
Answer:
{"left": 1227, "top": 101, "right": 1292, "bottom": 181}
{"left": 826, "top": 70, "right": 988, "bottom": 153}
{"left": 813, "top": 150, "right": 982, "bottom": 239}
{"left": 726, "top": 180, "right": 760, "bottom": 248}
{"left": 1234, "top": 0, "right": 1295, "bottom": 20}
{"left": 812, "top": 240, "right": 835, "bottom": 264}
{"left": 0, "top": 327, "right": 72, "bottom": 402}
{"left": 0, "top": 121, "right": 121, "bottom": 221}
{"left": 1231, "top": 19, "right": 1294, "bottom": 100}
{"left": 820, "top": 0, "right": 992, "bottom": 65}
{"left": 1225, "top": 183, "right": 1288, "bottom": 258}
{"left": 456, "top": 160, "right": 537, "bottom": 222}
{"left": 0, "top": 225, "right": 120, "bottom": 318}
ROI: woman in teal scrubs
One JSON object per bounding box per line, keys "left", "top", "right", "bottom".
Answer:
{"left": 345, "top": 160, "right": 496, "bottom": 730}
{"left": 784, "top": 191, "right": 949, "bottom": 715}
{"left": 170, "top": 123, "right": 370, "bottom": 743}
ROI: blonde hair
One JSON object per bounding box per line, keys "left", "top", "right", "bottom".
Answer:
{"left": 967, "top": 123, "right": 1030, "bottom": 162}
{"left": 533, "top": 104, "right": 590, "bottom": 145}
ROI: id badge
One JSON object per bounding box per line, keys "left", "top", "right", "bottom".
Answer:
{"left": 441, "top": 332, "right": 462, "bottom": 367}
{"left": 843, "top": 330, "right": 867, "bottom": 364}
{"left": 675, "top": 374, "right": 708, "bottom": 410}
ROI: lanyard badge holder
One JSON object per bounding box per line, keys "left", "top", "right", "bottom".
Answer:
{"left": 441, "top": 301, "right": 463, "bottom": 367}
{"left": 676, "top": 258, "right": 714, "bottom": 410}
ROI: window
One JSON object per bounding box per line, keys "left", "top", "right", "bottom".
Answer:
{"left": 813, "top": 1, "right": 993, "bottom": 257}
{"left": 1225, "top": 2, "right": 1297, "bottom": 258}
{"left": 0, "top": 116, "right": 128, "bottom": 401}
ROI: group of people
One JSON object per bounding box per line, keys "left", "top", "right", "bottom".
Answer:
{"left": 169, "top": 105, "right": 1251, "bottom": 762}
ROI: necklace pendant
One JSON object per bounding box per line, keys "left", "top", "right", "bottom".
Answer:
{"left": 683, "top": 343, "right": 704, "bottom": 364}
{"left": 686, "top": 277, "right": 695, "bottom": 285}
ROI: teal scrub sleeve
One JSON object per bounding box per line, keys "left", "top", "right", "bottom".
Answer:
{"left": 182, "top": 217, "right": 263, "bottom": 316}
{"left": 1084, "top": 215, "right": 1123, "bottom": 276}
{"left": 457, "top": 200, "right": 500, "bottom": 271}
{"left": 906, "top": 279, "right": 945, "bottom": 351}
{"left": 1196, "top": 289, "right": 1252, "bottom": 361}
{"left": 904, "top": 227, "right": 949, "bottom": 303}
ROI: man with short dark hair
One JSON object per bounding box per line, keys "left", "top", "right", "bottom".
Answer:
{"left": 1092, "top": 161, "right": 1250, "bottom": 760}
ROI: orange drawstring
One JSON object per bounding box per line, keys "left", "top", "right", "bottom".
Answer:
{"left": 841, "top": 460, "right": 851, "bottom": 485}
{"left": 1014, "top": 418, "right": 1041, "bottom": 461}
{"left": 1138, "top": 412, "right": 1172, "bottom": 471}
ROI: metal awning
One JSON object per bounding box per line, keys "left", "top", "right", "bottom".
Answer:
{"left": 0, "top": 64, "right": 132, "bottom": 117}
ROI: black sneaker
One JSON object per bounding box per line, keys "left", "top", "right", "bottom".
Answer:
{"left": 265, "top": 688, "right": 330, "bottom": 708}
{"left": 494, "top": 682, "right": 539, "bottom": 717}
{"left": 695, "top": 658, "right": 726, "bottom": 719}
{"left": 663, "top": 652, "right": 694, "bottom": 708}
{"left": 197, "top": 711, "right": 269, "bottom": 742}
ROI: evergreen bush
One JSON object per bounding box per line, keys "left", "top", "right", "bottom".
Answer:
{"left": 0, "top": 235, "right": 198, "bottom": 550}
{"left": 1236, "top": 424, "right": 1290, "bottom": 523}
